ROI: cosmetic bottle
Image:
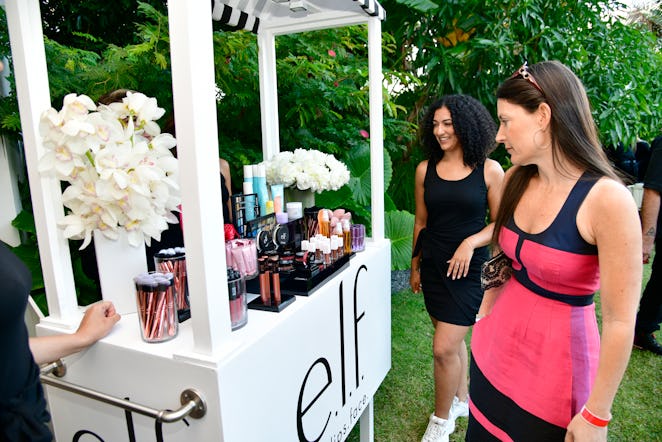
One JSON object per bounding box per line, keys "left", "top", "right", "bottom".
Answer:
{"left": 271, "top": 184, "right": 284, "bottom": 214}
{"left": 269, "top": 255, "right": 281, "bottom": 305}
{"left": 313, "top": 238, "right": 323, "bottom": 265}
{"left": 329, "top": 235, "right": 337, "bottom": 262}
{"left": 242, "top": 165, "right": 256, "bottom": 222}
{"left": 258, "top": 257, "right": 271, "bottom": 306}
{"left": 342, "top": 219, "right": 352, "bottom": 255}
{"left": 322, "top": 242, "right": 332, "bottom": 267}
{"left": 253, "top": 163, "right": 270, "bottom": 217}
{"left": 275, "top": 212, "right": 289, "bottom": 225}
{"left": 318, "top": 209, "right": 330, "bottom": 238}
{"left": 286, "top": 202, "right": 303, "bottom": 220}
{"left": 351, "top": 223, "right": 366, "bottom": 252}
{"left": 333, "top": 223, "right": 344, "bottom": 258}
{"left": 242, "top": 182, "right": 256, "bottom": 223}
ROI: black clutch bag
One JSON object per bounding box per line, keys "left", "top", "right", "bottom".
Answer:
{"left": 480, "top": 251, "right": 512, "bottom": 291}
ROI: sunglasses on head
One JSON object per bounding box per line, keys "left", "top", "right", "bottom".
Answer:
{"left": 510, "top": 61, "right": 545, "bottom": 95}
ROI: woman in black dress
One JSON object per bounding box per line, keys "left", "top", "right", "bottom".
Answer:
{"left": 410, "top": 95, "right": 504, "bottom": 442}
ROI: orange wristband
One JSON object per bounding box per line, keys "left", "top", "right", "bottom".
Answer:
{"left": 580, "top": 405, "right": 611, "bottom": 427}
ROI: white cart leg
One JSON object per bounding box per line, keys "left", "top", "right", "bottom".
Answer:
{"left": 359, "top": 399, "right": 374, "bottom": 442}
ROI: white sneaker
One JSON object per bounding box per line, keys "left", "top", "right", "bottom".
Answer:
{"left": 449, "top": 396, "right": 469, "bottom": 422}
{"left": 421, "top": 413, "right": 455, "bottom": 442}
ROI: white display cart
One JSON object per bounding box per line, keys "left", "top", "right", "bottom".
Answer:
{"left": 5, "top": 0, "right": 390, "bottom": 440}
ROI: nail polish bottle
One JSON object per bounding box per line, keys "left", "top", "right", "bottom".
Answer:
{"left": 318, "top": 209, "right": 330, "bottom": 237}
{"left": 342, "top": 219, "right": 352, "bottom": 255}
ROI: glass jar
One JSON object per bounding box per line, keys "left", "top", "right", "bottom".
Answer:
{"left": 134, "top": 272, "right": 179, "bottom": 343}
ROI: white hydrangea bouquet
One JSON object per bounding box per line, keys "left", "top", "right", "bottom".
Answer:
{"left": 264, "top": 148, "right": 350, "bottom": 193}
{"left": 38, "top": 92, "right": 180, "bottom": 249}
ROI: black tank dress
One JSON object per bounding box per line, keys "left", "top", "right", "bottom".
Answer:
{"left": 0, "top": 242, "right": 52, "bottom": 441}
{"left": 417, "top": 161, "right": 489, "bottom": 325}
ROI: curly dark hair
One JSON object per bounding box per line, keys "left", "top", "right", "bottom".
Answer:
{"left": 420, "top": 94, "right": 497, "bottom": 168}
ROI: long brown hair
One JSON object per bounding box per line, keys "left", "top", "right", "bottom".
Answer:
{"left": 492, "top": 61, "right": 618, "bottom": 245}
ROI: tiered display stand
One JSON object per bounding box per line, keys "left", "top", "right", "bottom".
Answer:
{"left": 4, "top": 0, "right": 390, "bottom": 440}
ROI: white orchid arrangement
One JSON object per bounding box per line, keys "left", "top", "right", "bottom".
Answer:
{"left": 39, "top": 92, "right": 180, "bottom": 249}
{"left": 264, "top": 148, "right": 350, "bottom": 193}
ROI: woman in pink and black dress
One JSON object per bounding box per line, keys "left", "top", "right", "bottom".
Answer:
{"left": 468, "top": 61, "right": 642, "bottom": 441}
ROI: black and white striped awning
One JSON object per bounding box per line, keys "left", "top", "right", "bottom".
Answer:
{"left": 212, "top": 0, "right": 260, "bottom": 33}
{"left": 211, "top": 0, "right": 386, "bottom": 34}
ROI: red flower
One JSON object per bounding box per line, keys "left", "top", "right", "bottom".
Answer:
{"left": 360, "top": 129, "right": 370, "bottom": 139}
{"left": 328, "top": 49, "right": 336, "bottom": 57}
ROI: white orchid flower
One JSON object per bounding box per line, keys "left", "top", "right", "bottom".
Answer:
{"left": 39, "top": 91, "right": 180, "bottom": 248}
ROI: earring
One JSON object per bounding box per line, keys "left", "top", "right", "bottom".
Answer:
{"left": 532, "top": 128, "right": 550, "bottom": 150}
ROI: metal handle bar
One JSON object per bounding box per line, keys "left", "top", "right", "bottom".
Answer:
{"left": 40, "top": 359, "right": 206, "bottom": 422}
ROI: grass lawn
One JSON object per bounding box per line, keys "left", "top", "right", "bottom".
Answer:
{"left": 349, "top": 260, "right": 662, "bottom": 441}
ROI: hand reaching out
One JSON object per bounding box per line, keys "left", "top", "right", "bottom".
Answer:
{"left": 30, "top": 300, "right": 121, "bottom": 365}
{"left": 75, "top": 301, "right": 121, "bottom": 347}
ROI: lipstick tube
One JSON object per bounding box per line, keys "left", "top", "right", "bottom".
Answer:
{"left": 270, "top": 255, "right": 281, "bottom": 305}
{"left": 258, "top": 257, "right": 271, "bottom": 306}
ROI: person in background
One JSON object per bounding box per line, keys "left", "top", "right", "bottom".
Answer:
{"left": 219, "top": 157, "right": 233, "bottom": 223}
{"left": 604, "top": 141, "right": 638, "bottom": 183}
{"left": 1, "top": 241, "right": 120, "bottom": 441}
{"left": 635, "top": 133, "right": 662, "bottom": 355}
{"left": 410, "top": 94, "right": 504, "bottom": 442}
{"left": 469, "top": 61, "right": 641, "bottom": 441}
{"left": 635, "top": 138, "right": 651, "bottom": 182}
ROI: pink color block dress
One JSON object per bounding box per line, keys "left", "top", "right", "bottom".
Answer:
{"left": 468, "top": 175, "right": 601, "bottom": 441}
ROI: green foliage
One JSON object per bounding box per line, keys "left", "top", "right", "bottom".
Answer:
{"left": 381, "top": 0, "right": 662, "bottom": 150}
{"left": 39, "top": 0, "right": 168, "bottom": 52}
{"left": 385, "top": 210, "right": 414, "bottom": 270}
{"left": 11, "top": 210, "right": 44, "bottom": 294}
{"left": 11, "top": 210, "right": 100, "bottom": 314}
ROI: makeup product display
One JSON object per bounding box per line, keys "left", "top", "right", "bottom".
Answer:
{"left": 231, "top": 192, "right": 259, "bottom": 237}
{"left": 227, "top": 268, "right": 248, "bottom": 330}
{"left": 225, "top": 239, "right": 258, "bottom": 279}
{"left": 247, "top": 253, "right": 296, "bottom": 312}
{"left": 244, "top": 213, "right": 276, "bottom": 245}
{"left": 238, "top": 202, "right": 355, "bottom": 302}
{"left": 280, "top": 251, "right": 354, "bottom": 296}
{"left": 134, "top": 272, "right": 179, "bottom": 343}
{"left": 351, "top": 223, "right": 366, "bottom": 252}
{"left": 153, "top": 247, "right": 190, "bottom": 322}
